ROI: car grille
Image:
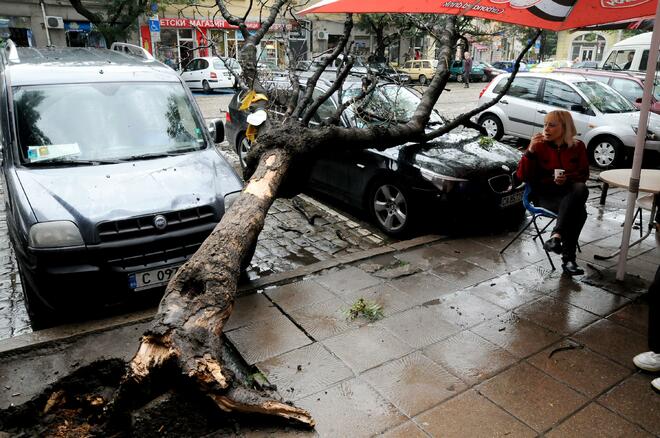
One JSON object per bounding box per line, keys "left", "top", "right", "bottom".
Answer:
{"left": 97, "top": 206, "right": 217, "bottom": 243}
{"left": 102, "top": 236, "right": 206, "bottom": 270}
{"left": 488, "top": 173, "right": 514, "bottom": 194}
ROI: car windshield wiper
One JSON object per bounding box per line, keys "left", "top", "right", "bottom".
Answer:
{"left": 123, "top": 151, "right": 191, "bottom": 161}
{"left": 25, "top": 158, "right": 123, "bottom": 166}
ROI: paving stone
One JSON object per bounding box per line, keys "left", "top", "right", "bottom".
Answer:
{"left": 599, "top": 373, "right": 660, "bottom": 436}
{"left": 478, "top": 362, "right": 588, "bottom": 433}
{"left": 379, "top": 306, "right": 461, "bottom": 349}
{"left": 423, "top": 330, "right": 516, "bottom": 386}
{"left": 297, "top": 378, "right": 407, "bottom": 438}
{"left": 314, "top": 266, "right": 381, "bottom": 297}
{"left": 343, "top": 283, "right": 419, "bottom": 318}
{"left": 361, "top": 352, "right": 465, "bottom": 417}
{"left": 256, "top": 343, "right": 353, "bottom": 401}
{"left": 420, "top": 290, "right": 505, "bottom": 329}
{"left": 378, "top": 420, "right": 428, "bottom": 438}
{"left": 606, "top": 300, "right": 649, "bottom": 335}
{"left": 546, "top": 282, "right": 631, "bottom": 317}
{"left": 389, "top": 271, "right": 461, "bottom": 305}
{"left": 573, "top": 319, "right": 648, "bottom": 369}
{"left": 289, "top": 297, "right": 361, "bottom": 341}
{"left": 515, "top": 296, "right": 600, "bottom": 336}
{"left": 264, "top": 279, "right": 334, "bottom": 314}
{"left": 393, "top": 246, "right": 459, "bottom": 270}
{"left": 224, "top": 293, "right": 283, "bottom": 332}
{"left": 431, "top": 259, "right": 496, "bottom": 289}
{"left": 466, "top": 275, "right": 540, "bottom": 310}
{"left": 545, "top": 403, "right": 653, "bottom": 438}
{"left": 415, "top": 390, "right": 536, "bottom": 438}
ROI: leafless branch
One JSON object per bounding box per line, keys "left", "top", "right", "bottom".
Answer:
{"left": 323, "top": 75, "right": 379, "bottom": 126}
{"left": 301, "top": 56, "right": 354, "bottom": 125}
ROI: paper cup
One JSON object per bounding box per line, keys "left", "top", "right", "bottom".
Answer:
{"left": 554, "top": 169, "right": 565, "bottom": 178}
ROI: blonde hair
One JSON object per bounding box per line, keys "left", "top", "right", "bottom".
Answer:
{"left": 545, "top": 110, "right": 577, "bottom": 147}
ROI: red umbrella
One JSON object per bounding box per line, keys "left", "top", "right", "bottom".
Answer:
{"left": 301, "top": 0, "right": 660, "bottom": 280}
{"left": 301, "top": 0, "right": 656, "bottom": 31}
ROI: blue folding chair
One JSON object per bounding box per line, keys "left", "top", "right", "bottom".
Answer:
{"left": 500, "top": 184, "right": 560, "bottom": 269}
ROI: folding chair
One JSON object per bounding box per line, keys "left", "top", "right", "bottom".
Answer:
{"left": 500, "top": 184, "right": 570, "bottom": 270}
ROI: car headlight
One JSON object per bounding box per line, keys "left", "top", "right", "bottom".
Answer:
{"left": 420, "top": 168, "right": 469, "bottom": 193}
{"left": 28, "top": 221, "right": 84, "bottom": 248}
{"left": 224, "top": 191, "right": 241, "bottom": 212}
{"left": 631, "top": 125, "right": 657, "bottom": 140}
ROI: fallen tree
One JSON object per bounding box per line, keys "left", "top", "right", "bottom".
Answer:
{"left": 0, "top": 1, "right": 540, "bottom": 435}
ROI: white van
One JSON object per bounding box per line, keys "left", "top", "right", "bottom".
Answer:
{"left": 601, "top": 32, "right": 657, "bottom": 73}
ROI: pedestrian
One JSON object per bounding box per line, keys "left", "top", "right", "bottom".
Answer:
{"left": 633, "top": 265, "right": 660, "bottom": 392}
{"left": 462, "top": 51, "right": 472, "bottom": 88}
{"left": 414, "top": 49, "right": 421, "bottom": 60}
{"left": 516, "top": 110, "right": 590, "bottom": 275}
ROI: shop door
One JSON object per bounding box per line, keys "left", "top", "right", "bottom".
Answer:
{"left": 580, "top": 47, "right": 595, "bottom": 61}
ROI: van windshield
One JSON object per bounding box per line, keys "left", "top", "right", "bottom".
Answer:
{"left": 13, "top": 82, "right": 207, "bottom": 165}
{"left": 574, "top": 81, "right": 638, "bottom": 113}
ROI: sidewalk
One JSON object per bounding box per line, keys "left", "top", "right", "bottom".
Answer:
{"left": 0, "top": 183, "right": 658, "bottom": 437}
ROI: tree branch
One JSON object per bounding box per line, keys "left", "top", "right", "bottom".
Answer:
{"left": 69, "top": 0, "right": 103, "bottom": 25}
{"left": 301, "top": 56, "right": 354, "bottom": 125}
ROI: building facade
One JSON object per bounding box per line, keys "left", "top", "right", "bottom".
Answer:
{"left": 556, "top": 30, "right": 622, "bottom": 63}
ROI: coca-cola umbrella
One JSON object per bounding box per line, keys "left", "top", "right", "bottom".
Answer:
{"left": 301, "top": 0, "right": 659, "bottom": 280}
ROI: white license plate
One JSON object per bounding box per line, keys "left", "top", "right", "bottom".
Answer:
{"left": 500, "top": 191, "right": 523, "bottom": 207}
{"left": 128, "top": 265, "right": 179, "bottom": 291}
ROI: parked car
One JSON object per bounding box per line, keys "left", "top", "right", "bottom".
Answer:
{"left": 311, "top": 53, "right": 369, "bottom": 76}
{"left": 0, "top": 43, "right": 244, "bottom": 326}
{"left": 475, "top": 61, "right": 507, "bottom": 81}
{"left": 449, "top": 60, "right": 490, "bottom": 82}
{"left": 225, "top": 78, "right": 524, "bottom": 236}
{"left": 180, "top": 56, "right": 241, "bottom": 92}
{"left": 491, "top": 61, "right": 529, "bottom": 73}
{"left": 477, "top": 72, "right": 660, "bottom": 168}
{"left": 368, "top": 62, "right": 411, "bottom": 83}
{"left": 572, "top": 61, "right": 599, "bottom": 69}
{"left": 399, "top": 59, "right": 436, "bottom": 84}
{"left": 555, "top": 68, "right": 660, "bottom": 114}
{"left": 529, "top": 60, "right": 573, "bottom": 73}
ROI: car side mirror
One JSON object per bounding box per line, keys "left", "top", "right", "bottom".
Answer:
{"left": 570, "top": 104, "right": 588, "bottom": 114}
{"left": 207, "top": 119, "right": 224, "bottom": 143}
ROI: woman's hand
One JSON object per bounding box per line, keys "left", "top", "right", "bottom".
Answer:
{"left": 528, "top": 133, "right": 544, "bottom": 153}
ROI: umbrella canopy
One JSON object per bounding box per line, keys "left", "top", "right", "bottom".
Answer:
{"left": 300, "top": 0, "right": 656, "bottom": 31}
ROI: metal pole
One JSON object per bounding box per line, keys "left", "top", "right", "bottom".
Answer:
{"left": 40, "top": 0, "right": 52, "bottom": 47}
{"left": 615, "top": 0, "right": 660, "bottom": 281}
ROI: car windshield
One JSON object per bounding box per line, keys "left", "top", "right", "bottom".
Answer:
{"left": 14, "top": 82, "right": 207, "bottom": 165}
{"left": 574, "top": 80, "right": 638, "bottom": 113}
{"left": 345, "top": 84, "right": 442, "bottom": 126}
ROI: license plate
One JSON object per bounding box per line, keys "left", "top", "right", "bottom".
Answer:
{"left": 128, "top": 265, "right": 180, "bottom": 291}
{"left": 500, "top": 191, "right": 523, "bottom": 207}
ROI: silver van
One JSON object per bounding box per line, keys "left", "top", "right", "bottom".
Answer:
{"left": 0, "top": 42, "right": 244, "bottom": 327}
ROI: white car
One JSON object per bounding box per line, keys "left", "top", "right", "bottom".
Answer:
{"left": 477, "top": 72, "right": 660, "bottom": 168}
{"left": 180, "top": 56, "right": 242, "bottom": 92}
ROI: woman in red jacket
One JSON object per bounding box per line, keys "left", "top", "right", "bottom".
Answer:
{"left": 516, "top": 110, "right": 590, "bottom": 275}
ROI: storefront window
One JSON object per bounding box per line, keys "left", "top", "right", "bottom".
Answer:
{"left": 208, "top": 30, "right": 227, "bottom": 57}
{"left": 0, "top": 16, "right": 34, "bottom": 47}
{"left": 64, "top": 21, "right": 106, "bottom": 48}
{"left": 157, "top": 29, "right": 179, "bottom": 70}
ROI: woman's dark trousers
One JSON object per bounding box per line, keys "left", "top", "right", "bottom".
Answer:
{"left": 536, "top": 182, "right": 589, "bottom": 263}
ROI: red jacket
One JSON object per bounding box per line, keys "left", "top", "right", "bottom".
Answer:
{"left": 516, "top": 139, "right": 589, "bottom": 187}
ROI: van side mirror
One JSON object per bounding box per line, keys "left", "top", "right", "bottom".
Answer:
{"left": 207, "top": 119, "right": 224, "bottom": 143}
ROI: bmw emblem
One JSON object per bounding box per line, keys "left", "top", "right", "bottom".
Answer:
{"left": 153, "top": 215, "right": 167, "bottom": 231}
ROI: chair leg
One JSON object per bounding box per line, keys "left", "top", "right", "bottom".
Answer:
{"left": 501, "top": 218, "right": 533, "bottom": 254}
{"left": 533, "top": 216, "right": 556, "bottom": 270}
{"left": 533, "top": 217, "right": 556, "bottom": 242}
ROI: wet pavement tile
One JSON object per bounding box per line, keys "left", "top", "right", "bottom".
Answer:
{"left": 431, "top": 259, "right": 497, "bottom": 289}
{"left": 622, "top": 257, "right": 660, "bottom": 283}
{"left": 506, "top": 263, "right": 558, "bottom": 289}
{"left": 545, "top": 402, "right": 653, "bottom": 438}
{"left": 361, "top": 351, "right": 465, "bottom": 417}
{"left": 225, "top": 312, "right": 312, "bottom": 365}
{"left": 606, "top": 300, "right": 649, "bottom": 335}
{"left": 414, "top": 389, "right": 536, "bottom": 438}
{"left": 582, "top": 269, "right": 651, "bottom": 298}
{"left": 421, "top": 290, "right": 505, "bottom": 329}
{"left": 466, "top": 275, "right": 541, "bottom": 310}
{"left": 514, "top": 296, "right": 600, "bottom": 336}
{"left": 423, "top": 330, "right": 516, "bottom": 386}
{"left": 393, "top": 245, "right": 459, "bottom": 270}
{"left": 225, "top": 293, "right": 284, "bottom": 332}
{"left": 264, "top": 279, "right": 335, "bottom": 314}
{"left": 289, "top": 297, "right": 362, "bottom": 341}
{"left": 314, "top": 266, "right": 381, "bottom": 297}
{"left": 389, "top": 272, "right": 462, "bottom": 305}
{"left": 379, "top": 306, "right": 461, "bottom": 349}
{"left": 378, "top": 420, "right": 428, "bottom": 438}
{"left": 465, "top": 248, "right": 535, "bottom": 276}
{"left": 296, "top": 378, "right": 407, "bottom": 438}
{"left": 238, "top": 427, "right": 318, "bottom": 437}
{"left": 573, "top": 319, "right": 648, "bottom": 369}
{"left": 599, "top": 373, "right": 660, "bottom": 436}
{"left": 472, "top": 312, "right": 562, "bottom": 359}
{"left": 478, "top": 362, "right": 588, "bottom": 433}
{"left": 427, "top": 239, "right": 491, "bottom": 259}
{"left": 528, "top": 340, "right": 632, "bottom": 398}
{"left": 343, "top": 283, "right": 418, "bottom": 317}
{"left": 547, "top": 282, "right": 631, "bottom": 317}
{"left": 322, "top": 324, "right": 413, "bottom": 373}
{"left": 256, "top": 343, "right": 353, "bottom": 401}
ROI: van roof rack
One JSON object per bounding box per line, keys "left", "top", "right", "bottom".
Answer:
{"left": 110, "top": 42, "right": 154, "bottom": 61}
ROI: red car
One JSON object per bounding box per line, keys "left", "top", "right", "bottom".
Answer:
{"left": 556, "top": 68, "right": 660, "bottom": 114}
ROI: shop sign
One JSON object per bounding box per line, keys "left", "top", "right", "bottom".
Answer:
{"left": 160, "top": 18, "right": 261, "bottom": 30}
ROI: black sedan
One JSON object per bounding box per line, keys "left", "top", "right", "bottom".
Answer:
{"left": 225, "top": 79, "right": 524, "bottom": 236}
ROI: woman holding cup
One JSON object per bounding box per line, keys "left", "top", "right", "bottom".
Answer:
{"left": 516, "top": 110, "right": 590, "bottom": 275}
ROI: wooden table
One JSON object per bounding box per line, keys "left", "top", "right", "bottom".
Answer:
{"left": 595, "top": 168, "right": 660, "bottom": 260}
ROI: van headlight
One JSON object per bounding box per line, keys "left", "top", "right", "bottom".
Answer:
{"left": 224, "top": 191, "right": 241, "bottom": 212}
{"left": 420, "top": 168, "right": 469, "bottom": 193}
{"left": 631, "top": 125, "right": 657, "bottom": 140}
{"left": 29, "top": 221, "right": 84, "bottom": 248}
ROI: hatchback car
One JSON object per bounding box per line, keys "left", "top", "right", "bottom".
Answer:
{"left": 1, "top": 43, "right": 244, "bottom": 326}
{"left": 180, "top": 56, "right": 241, "bottom": 92}
{"left": 399, "top": 59, "right": 436, "bottom": 84}
{"left": 477, "top": 72, "right": 660, "bottom": 168}
{"left": 225, "top": 79, "right": 524, "bottom": 236}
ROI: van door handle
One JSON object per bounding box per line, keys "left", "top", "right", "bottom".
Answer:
{"left": 537, "top": 109, "right": 547, "bottom": 114}
{"left": 500, "top": 99, "right": 509, "bottom": 104}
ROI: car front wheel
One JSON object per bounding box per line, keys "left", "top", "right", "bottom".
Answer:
{"left": 590, "top": 136, "right": 621, "bottom": 168}
{"left": 237, "top": 134, "right": 253, "bottom": 172}
{"left": 481, "top": 74, "right": 488, "bottom": 82}
{"left": 479, "top": 114, "right": 504, "bottom": 140}
{"left": 369, "top": 180, "right": 413, "bottom": 236}
{"left": 17, "top": 262, "right": 56, "bottom": 329}
{"left": 202, "top": 80, "right": 212, "bottom": 93}
{"left": 456, "top": 73, "right": 463, "bottom": 83}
